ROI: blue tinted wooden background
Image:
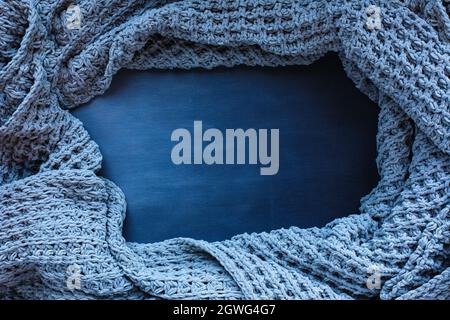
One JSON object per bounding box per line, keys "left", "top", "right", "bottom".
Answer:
{"left": 72, "top": 54, "right": 379, "bottom": 243}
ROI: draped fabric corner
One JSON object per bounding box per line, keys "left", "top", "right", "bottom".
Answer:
{"left": 0, "top": 0, "right": 449, "bottom": 299}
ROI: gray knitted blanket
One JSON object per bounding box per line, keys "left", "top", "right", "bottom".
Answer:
{"left": 0, "top": 0, "right": 449, "bottom": 299}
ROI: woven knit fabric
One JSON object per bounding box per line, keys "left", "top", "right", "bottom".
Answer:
{"left": 0, "top": 0, "right": 449, "bottom": 299}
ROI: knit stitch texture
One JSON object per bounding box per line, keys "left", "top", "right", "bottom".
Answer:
{"left": 0, "top": 0, "right": 449, "bottom": 299}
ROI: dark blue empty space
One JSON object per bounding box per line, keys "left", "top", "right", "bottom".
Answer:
{"left": 71, "top": 54, "right": 379, "bottom": 243}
